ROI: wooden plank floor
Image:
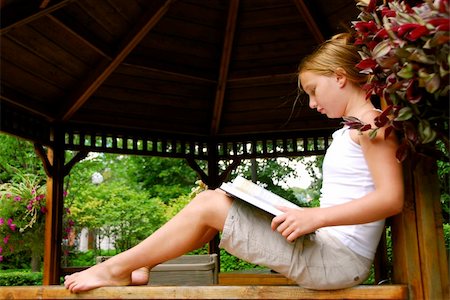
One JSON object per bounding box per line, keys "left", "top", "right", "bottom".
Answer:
{"left": 0, "top": 285, "right": 408, "bottom": 299}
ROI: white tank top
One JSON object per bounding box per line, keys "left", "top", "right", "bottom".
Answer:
{"left": 320, "top": 127, "right": 385, "bottom": 260}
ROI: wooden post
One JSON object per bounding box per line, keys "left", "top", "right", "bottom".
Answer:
{"left": 391, "top": 160, "right": 423, "bottom": 299}
{"left": 207, "top": 145, "right": 221, "bottom": 258}
{"left": 42, "top": 129, "right": 66, "bottom": 285}
{"left": 413, "top": 157, "right": 449, "bottom": 299}
{"left": 391, "top": 158, "right": 449, "bottom": 299}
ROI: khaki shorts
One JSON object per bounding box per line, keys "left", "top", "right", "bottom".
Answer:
{"left": 219, "top": 200, "right": 372, "bottom": 290}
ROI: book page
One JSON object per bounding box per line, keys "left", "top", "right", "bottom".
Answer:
{"left": 231, "top": 176, "right": 299, "bottom": 209}
{"left": 220, "top": 176, "right": 300, "bottom": 215}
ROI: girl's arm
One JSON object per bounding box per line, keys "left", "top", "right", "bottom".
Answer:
{"left": 271, "top": 117, "right": 404, "bottom": 242}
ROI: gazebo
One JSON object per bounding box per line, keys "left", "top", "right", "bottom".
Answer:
{"left": 0, "top": 0, "right": 447, "bottom": 299}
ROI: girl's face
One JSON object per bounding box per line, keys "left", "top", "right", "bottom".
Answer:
{"left": 299, "top": 71, "right": 346, "bottom": 119}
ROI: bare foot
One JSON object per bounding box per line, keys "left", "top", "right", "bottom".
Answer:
{"left": 131, "top": 267, "right": 150, "bottom": 285}
{"left": 64, "top": 263, "right": 131, "bottom": 293}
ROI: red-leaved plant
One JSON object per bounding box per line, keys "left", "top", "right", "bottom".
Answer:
{"left": 346, "top": 0, "right": 449, "bottom": 161}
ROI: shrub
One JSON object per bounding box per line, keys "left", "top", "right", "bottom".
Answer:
{"left": 444, "top": 223, "right": 450, "bottom": 251}
{"left": 0, "top": 270, "right": 42, "bottom": 286}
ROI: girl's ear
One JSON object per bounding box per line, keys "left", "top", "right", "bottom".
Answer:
{"left": 335, "top": 67, "right": 347, "bottom": 88}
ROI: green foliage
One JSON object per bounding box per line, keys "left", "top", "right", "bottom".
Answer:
{"left": 165, "top": 194, "right": 193, "bottom": 219}
{"left": 126, "top": 156, "right": 199, "bottom": 202}
{"left": 219, "top": 249, "right": 264, "bottom": 272}
{"left": 0, "top": 270, "right": 43, "bottom": 286}
{"left": 0, "top": 135, "right": 45, "bottom": 183}
{"left": 66, "top": 176, "right": 168, "bottom": 252}
{"left": 66, "top": 249, "right": 118, "bottom": 267}
{"left": 233, "top": 158, "right": 299, "bottom": 204}
{"left": 444, "top": 223, "right": 450, "bottom": 251}
{"left": 437, "top": 151, "right": 450, "bottom": 220}
{"left": 103, "top": 188, "right": 167, "bottom": 252}
{"left": 292, "top": 155, "right": 324, "bottom": 207}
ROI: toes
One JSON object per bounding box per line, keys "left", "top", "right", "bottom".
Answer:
{"left": 69, "top": 282, "right": 79, "bottom": 293}
{"left": 64, "top": 275, "right": 77, "bottom": 290}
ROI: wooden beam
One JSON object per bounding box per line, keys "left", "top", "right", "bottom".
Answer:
{"left": 0, "top": 86, "right": 55, "bottom": 121}
{"left": 219, "top": 270, "right": 296, "bottom": 285}
{"left": 34, "top": 143, "right": 53, "bottom": 177}
{"left": 46, "top": 14, "right": 110, "bottom": 58}
{"left": 292, "top": 0, "right": 325, "bottom": 44}
{"left": 42, "top": 129, "right": 66, "bottom": 285}
{"left": 413, "top": 158, "right": 449, "bottom": 299}
{"left": 0, "top": 0, "right": 74, "bottom": 35}
{"left": 210, "top": 0, "right": 240, "bottom": 135}
{"left": 218, "top": 159, "right": 241, "bottom": 183}
{"left": 186, "top": 157, "right": 208, "bottom": 184}
{"left": 59, "top": 0, "right": 175, "bottom": 121}
{"left": 39, "top": 0, "right": 51, "bottom": 9}
{"left": 122, "top": 62, "right": 217, "bottom": 84}
{"left": 391, "top": 161, "right": 424, "bottom": 299}
{"left": 0, "top": 285, "right": 408, "bottom": 299}
{"left": 391, "top": 158, "right": 449, "bottom": 299}
{"left": 227, "top": 73, "right": 298, "bottom": 86}
{"left": 64, "top": 150, "right": 89, "bottom": 176}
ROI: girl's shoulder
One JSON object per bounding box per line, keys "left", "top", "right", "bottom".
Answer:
{"left": 349, "top": 108, "right": 383, "bottom": 145}
{"left": 359, "top": 108, "right": 381, "bottom": 127}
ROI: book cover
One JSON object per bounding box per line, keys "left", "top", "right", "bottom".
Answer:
{"left": 220, "top": 176, "right": 301, "bottom": 216}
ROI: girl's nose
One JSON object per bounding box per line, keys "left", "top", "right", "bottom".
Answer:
{"left": 309, "top": 98, "right": 317, "bottom": 109}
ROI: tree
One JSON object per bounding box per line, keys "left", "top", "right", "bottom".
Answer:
{"left": 65, "top": 153, "right": 169, "bottom": 256}
{"left": 126, "top": 156, "right": 200, "bottom": 203}
{"left": 232, "top": 158, "right": 305, "bottom": 204}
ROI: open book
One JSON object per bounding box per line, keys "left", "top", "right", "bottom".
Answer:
{"left": 220, "top": 176, "right": 301, "bottom": 216}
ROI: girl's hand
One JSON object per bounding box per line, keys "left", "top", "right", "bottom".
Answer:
{"left": 271, "top": 206, "right": 322, "bottom": 242}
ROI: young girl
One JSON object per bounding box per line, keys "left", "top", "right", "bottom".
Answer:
{"left": 64, "top": 33, "right": 404, "bottom": 292}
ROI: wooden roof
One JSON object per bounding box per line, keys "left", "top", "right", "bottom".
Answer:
{"left": 1, "top": 0, "right": 359, "bottom": 159}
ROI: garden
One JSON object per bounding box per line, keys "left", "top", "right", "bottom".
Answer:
{"left": 0, "top": 132, "right": 327, "bottom": 285}
{"left": 0, "top": 132, "right": 448, "bottom": 286}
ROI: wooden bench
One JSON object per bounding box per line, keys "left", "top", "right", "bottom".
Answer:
{"left": 0, "top": 285, "right": 408, "bottom": 299}
{"left": 219, "top": 269, "right": 297, "bottom": 286}
{"left": 0, "top": 264, "right": 408, "bottom": 299}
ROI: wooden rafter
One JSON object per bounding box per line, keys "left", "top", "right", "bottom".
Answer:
{"left": 0, "top": 0, "right": 75, "bottom": 35}
{"left": 210, "top": 0, "right": 240, "bottom": 135}
{"left": 0, "top": 86, "right": 55, "bottom": 121}
{"left": 47, "top": 14, "right": 110, "bottom": 58}
{"left": 59, "top": 0, "right": 175, "bottom": 121}
{"left": 122, "top": 63, "right": 217, "bottom": 84}
{"left": 293, "top": 0, "right": 325, "bottom": 43}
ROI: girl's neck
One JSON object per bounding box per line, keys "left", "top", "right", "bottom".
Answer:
{"left": 343, "top": 89, "right": 374, "bottom": 120}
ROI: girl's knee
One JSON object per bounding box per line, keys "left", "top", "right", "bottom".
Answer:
{"left": 192, "top": 189, "right": 233, "bottom": 217}
{"left": 195, "top": 189, "right": 231, "bottom": 204}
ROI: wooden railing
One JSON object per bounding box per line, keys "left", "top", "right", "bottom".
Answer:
{"left": 0, "top": 285, "right": 408, "bottom": 299}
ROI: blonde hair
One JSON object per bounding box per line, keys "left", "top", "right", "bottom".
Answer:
{"left": 298, "top": 33, "right": 368, "bottom": 88}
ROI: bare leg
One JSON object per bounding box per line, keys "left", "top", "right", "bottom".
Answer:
{"left": 64, "top": 189, "right": 232, "bottom": 292}
{"left": 129, "top": 227, "right": 218, "bottom": 285}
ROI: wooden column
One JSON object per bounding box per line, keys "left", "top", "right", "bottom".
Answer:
{"left": 391, "top": 158, "right": 449, "bottom": 299}
{"left": 412, "top": 158, "right": 449, "bottom": 299}
{"left": 42, "top": 129, "right": 66, "bottom": 285}
{"left": 207, "top": 145, "right": 221, "bottom": 257}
